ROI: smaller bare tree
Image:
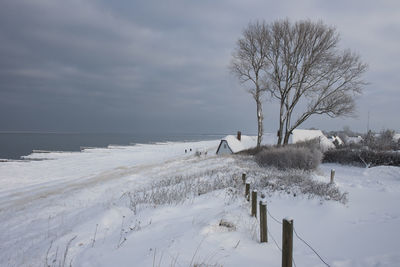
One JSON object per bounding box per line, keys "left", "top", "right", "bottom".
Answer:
{"left": 230, "top": 21, "right": 269, "bottom": 148}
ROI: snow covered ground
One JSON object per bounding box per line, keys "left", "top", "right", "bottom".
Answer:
{"left": 1, "top": 138, "right": 400, "bottom": 266}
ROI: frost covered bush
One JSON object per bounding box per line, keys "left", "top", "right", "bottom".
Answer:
{"left": 291, "top": 138, "right": 322, "bottom": 151}
{"left": 253, "top": 170, "right": 347, "bottom": 203}
{"left": 323, "top": 149, "right": 400, "bottom": 167}
{"left": 255, "top": 145, "right": 322, "bottom": 170}
{"left": 238, "top": 145, "right": 268, "bottom": 156}
{"left": 323, "top": 129, "right": 400, "bottom": 167}
{"left": 118, "top": 154, "right": 347, "bottom": 217}
{"left": 120, "top": 169, "right": 243, "bottom": 214}
{"left": 241, "top": 138, "right": 323, "bottom": 170}
{"left": 323, "top": 149, "right": 362, "bottom": 166}
{"left": 375, "top": 129, "right": 399, "bottom": 150}
{"left": 362, "top": 129, "right": 399, "bottom": 151}
{"left": 238, "top": 158, "right": 348, "bottom": 203}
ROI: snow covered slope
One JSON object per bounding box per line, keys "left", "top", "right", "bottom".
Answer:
{"left": 0, "top": 140, "right": 218, "bottom": 192}
{"left": 1, "top": 139, "right": 400, "bottom": 266}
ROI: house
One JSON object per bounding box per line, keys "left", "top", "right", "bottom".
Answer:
{"left": 289, "top": 129, "right": 334, "bottom": 151}
{"left": 347, "top": 135, "right": 363, "bottom": 144}
{"left": 328, "top": 135, "right": 344, "bottom": 147}
{"left": 394, "top": 133, "right": 400, "bottom": 142}
{"left": 216, "top": 132, "right": 257, "bottom": 155}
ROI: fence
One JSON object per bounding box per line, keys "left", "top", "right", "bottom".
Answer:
{"left": 242, "top": 172, "right": 331, "bottom": 267}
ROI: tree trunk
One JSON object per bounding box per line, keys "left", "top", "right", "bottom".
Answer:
{"left": 283, "top": 129, "right": 291, "bottom": 145}
{"left": 277, "top": 128, "right": 282, "bottom": 145}
{"left": 277, "top": 99, "right": 285, "bottom": 145}
{"left": 277, "top": 122, "right": 284, "bottom": 145}
{"left": 256, "top": 99, "right": 263, "bottom": 148}
{"left": 282, "top": 101, "right": 293, "bottom": 145}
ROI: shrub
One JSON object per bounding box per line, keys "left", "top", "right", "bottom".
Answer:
{"left": 291, "top": 138, "right": 322, "bottom": 151}
{"left": 323, "top": 149, "right": 363, "bottom": 166}
{"left": 255, "top": 170, "right": 348, "bottom": 203}
{"left": 238, "top": 145, "right": 269, "bottom": 156}
{"left": 376, "top": 129, "right": 399, "bottom": 150}
{"left": 362, "top": 129, "right": 399, "bottom": 151}
{"left": 255, "top": 145, "right": 322, "bottom": 170}
{"left": 323, "top": 148, "right": 400, "bottom": 167}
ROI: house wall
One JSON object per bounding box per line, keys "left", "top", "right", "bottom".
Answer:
{"left": 216, "top": 140, "right": 232, "bottom": 155}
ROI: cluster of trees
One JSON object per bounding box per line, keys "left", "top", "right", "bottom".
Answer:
{"left": 323, "top": 129, "right": 400, "bottom": 167}
{"left": 326, "top": 127, "right": 399, "bottom": 151}
{"left": 363, "top": 129, "right": 399, "bottom": 151}
{"left": 230, "top": 19, "right": 367, "bottom": 147}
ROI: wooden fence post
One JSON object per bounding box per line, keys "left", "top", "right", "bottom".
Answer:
{"left": 330, "top": 169, "right": 335, "bottom": 184}
{"left": 251, "top": 190, "right": 257, "bottom": 217}
{"left": 242, "top": 173, "right": 246, "bottom": 184}
{"left": 259, "top": 201, "right": 267, "bottom": 243}
{"left": 245, "top": 183, "right": 250, "bottom": 201}
{"left": 282, "top": 218, "right": 293, "bottom": 267}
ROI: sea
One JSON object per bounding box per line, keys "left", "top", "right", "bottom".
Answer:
{"left": 0, "top": 132, "right": 224, "bottom": 160}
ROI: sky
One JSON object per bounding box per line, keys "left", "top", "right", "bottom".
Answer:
{"left": 0, "top": 0, "right": 399, "bottom": 135}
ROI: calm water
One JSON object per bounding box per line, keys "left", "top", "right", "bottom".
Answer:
{"left": 0, "top": 133, "right": 224, "bottom": 160}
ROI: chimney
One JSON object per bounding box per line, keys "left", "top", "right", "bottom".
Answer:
{"left": 237, "top": 131, "right": 241, "bottom": 141}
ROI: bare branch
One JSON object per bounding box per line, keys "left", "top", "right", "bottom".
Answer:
{"left": 230, "top": 19, "right": 367, "bottom": 146}
{"left": 254, "top": 19, "right": 367, "bottom": 144}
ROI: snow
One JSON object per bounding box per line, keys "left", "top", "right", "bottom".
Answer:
{"left": 1, "top": 137, "right": 400, "bottom": 266}
{"left": 347, "top": 135, "right": 363, "bottom": 144}
{"left": 217, "top": 133, "right": 277, "bottom": 154}
{"left": 220, "top": 135, "right": 257, "bottom": 153}
{"left": 329, "top": 135, "right": 344, "bottom": 146}
{"left": 0, "top": 141, "right": 217, "bottom": 192}
{"left": 291, "top": 129, "right": 334, "bottom": 150}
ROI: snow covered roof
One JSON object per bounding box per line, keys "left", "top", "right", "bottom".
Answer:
{"left": 219, "top": 135, "right": 257, "bottom": 153}
{"left": 328, "top": 135, "right": 344, "bottom": 146}
{"left": 347, "top": 136, "right": 363, "bottom": 144}
{"left": 291, "top": 129, "right": 323, "bottom": 142}
{"left": 394, "top": 133, "right": 400, "bottom": 141}
{"left": 291, "top": 129, "right": 334, "bottom": 150}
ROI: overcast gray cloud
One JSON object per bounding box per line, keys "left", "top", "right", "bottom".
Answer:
{"left": 0, "top": 0, "right": 399, "bottom": 134}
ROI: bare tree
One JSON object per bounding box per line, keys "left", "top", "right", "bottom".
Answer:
{"left": 230, "top": 21, "right": 269, "bottom": 148}
{"left": 262, "top": 19, "right": 368, "bottom": 145}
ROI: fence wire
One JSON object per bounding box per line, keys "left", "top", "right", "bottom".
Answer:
{"left": 293, "top": 227, "right": 331, "bottom": 267}
{"left": 267, "top": 208, "right": 282, "bottom": 225}
{"left": 266, "top": 208, "right": 330, "bottom": 267}
{"left": 266, "top": 213, "right": 297, "bottom": 267}
{"left": 267, "top": 227, "right": 281, "bottom": 252}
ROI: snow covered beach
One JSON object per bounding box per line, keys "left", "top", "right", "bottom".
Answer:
{"left": 1, "top": 138, "right": 400, "bottom": 266}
